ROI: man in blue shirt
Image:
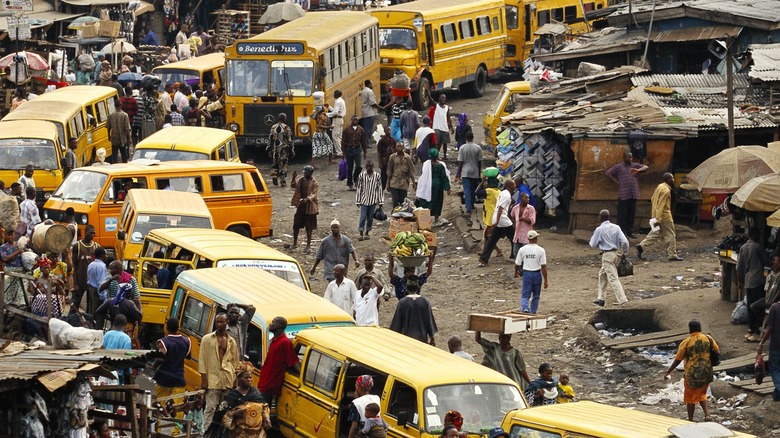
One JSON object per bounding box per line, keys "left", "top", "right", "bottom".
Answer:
{"left": 589, "top": 209, "right": 629, "bottom": 307}
{"left": 102, "top": 314, "right": 132, "bottom": 381}
{"left": 87, "top": 247, "right": 108, "bottom": 309}
{"left": 388, "top": 249, "right": 434, "bottom": 299}
{"left": 139, "top": 26, "right": 160, "bottom": 46}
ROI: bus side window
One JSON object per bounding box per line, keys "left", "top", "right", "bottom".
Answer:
{"left": 538, "top": 10, "right": 550, "bottom": 26}
{"left": 246, "top": 323, "right": 264, "bottom": 366}
{"left": 477, "top": 16, "right": 492, "bottom": 35}
{"left": 459, "top": 19, "right": 474, "bottom": 39}
{"left": 180, "top": 295, "right": 212, "bottom": 338}
{"left": 434, "top": 29, "right": 439, "bottom": 44}
{"left": 552, "top": 7, "right": 563, "bottom": 21}
{"left": 441, "top": 23, "right": 457, "bottom": 43}
{"left": 421, "top": 43, "right": 427, "bottom": 62}
{"left": 388, "top": 381, "right": 418, "bottom": 425}
{"left": 95, "top": 101, "right": 108, "bottom": 123}
{"left": 250, "top": 171, "right": 267, "bottom": 192}
{"left": 564, "top": 5, "right": 577, "bottom": 21}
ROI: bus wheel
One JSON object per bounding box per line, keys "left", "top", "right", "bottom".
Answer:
{"left": 228, "top": 225, "right": 252, "bottom": 238}
{"left": 413, "top": 76, "right": 432, "bottom": 111}
{"left": 462, "top": 65, "right": 487, "bottom": 98}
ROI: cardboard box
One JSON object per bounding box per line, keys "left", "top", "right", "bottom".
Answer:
{"left": 422, "top": 230, "right": 437, "bottom": 248}
{"left": 389, "top": 217, "right": 418, "bottom": 239}
{"left": 81, "top": 23, "right": 98, "bottom": 38}
{"left": 98, "top": 20, "right": 121, "bottom": 37}
{"left": 468, "top": 310, "right": 548, "bottom": 334}
{"left": 413, "top": 208, "right": 431, "bottom": 230}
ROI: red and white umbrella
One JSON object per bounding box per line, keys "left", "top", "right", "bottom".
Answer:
{"left": 0, "top": 51, "right": 50, "bottom": 71}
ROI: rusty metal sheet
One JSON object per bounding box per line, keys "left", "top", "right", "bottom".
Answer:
{"left": 649, "top": 25, "right": 742, "bottom": 43}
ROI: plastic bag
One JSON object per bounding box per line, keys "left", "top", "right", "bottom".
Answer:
{"left": 731, "top": 298, "right": 749, "bottom": 324}
{"left": 617, "top": 255, "right": 633, "bottom": 277}
{"left": 338, "top": 159, "right": 347, "bottom": 181}
{"left": 373, "top": 206, "right": 387, "bottom": 221}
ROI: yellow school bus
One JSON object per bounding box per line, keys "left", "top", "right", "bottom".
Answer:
{"left": 504, "top": 0, "right": 608, "bottom": 68}
{"left": 0, "top": 121, "right": 63, "bottom": 204}
{"left": 152, "top": 52, "right": 225, "bottom": 92}
{"left": 371, "top": 0, "right": 507, "bottom": 110}
{"left": 224, "top": 11, "right": 380, "bottom": 150}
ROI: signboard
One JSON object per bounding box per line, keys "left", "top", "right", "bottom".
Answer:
{"left": 6, "top": 16, "right": 32, "bottom": 40}
{"left": 1, "top": 0, "right": 33, "bottom": 11}
{"left": 236, "top": 42, "right": 305, "bottom": 55}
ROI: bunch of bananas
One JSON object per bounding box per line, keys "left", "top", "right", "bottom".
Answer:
{"left": 391, "top": 231, "right": 430, "bottom": 257}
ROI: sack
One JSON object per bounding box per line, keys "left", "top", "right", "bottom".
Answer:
{"left": 78, "top": 54, "right": 95, "bottom": 72}
{"left": 337, "top": 159, "right": 348, "bottom": 181}
{"left": 731, "top": 298, "right": 749, "bottom": 324}
{"left": 616, "top": 255, "right": 634, "bottom": 277}
{"left": 707, "top": 335, "right": 721, "bottom": 366}
{"left": 373, "top": 206, "right": 387, "bottom": 221}
{"left": 756, "top": 353, "right": 766, "bottom": 384}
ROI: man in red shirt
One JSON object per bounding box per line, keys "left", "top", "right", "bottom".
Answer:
{"left": 257, "top": 316, "right": 300, "bottom": 402}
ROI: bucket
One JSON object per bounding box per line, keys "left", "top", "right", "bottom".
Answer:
{"left": 32, "top": 223, "right": 73, "bottom": 254}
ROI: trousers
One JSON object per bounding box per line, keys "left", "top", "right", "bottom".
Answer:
{"left": 521, "top": 270, "right": 542, "bottom": 313}
{"left": 617, "top": 198, "right": 637, "bottom": 236}
{"left": 597, "top": 251, "right": 628, "bottom": 305}
{"left": 345, "top": 147, "right": 363, "bottom": 188}
{"left": 639, "top": 220, "right": 678, "bottom": 258}
{"left": 331, "top": 117, "right": 344, "bottom": 156}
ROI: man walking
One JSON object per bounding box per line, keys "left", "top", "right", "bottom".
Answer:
{"left": 398, "top": 101, "right": 419, "bottom": 152}
{"left": 354, "top": 275, "right": 384, "bottom": 326}
{"left": 268, "top": 113, "right": 294, "bottom": 186}
{"left": 749, "top": 254, "right": 780, "bottom": 334}
{"left": 475, "top": 331, "right": 531, "bottom": 390}
{"left": 324, "top": 264, "right": 358, "bottom": 315}
{"left": 386, "top": 142, "right": 415, "bottom": 207}
{"left": 257, "top": 316, "right": 300, "bottom": 403}
{"left": 153, "top": 317, "right": 191, "bottom": 434}
{"left": 360, "top": 80, "right": 381, "bottom": 147}
{"left": 479, "top": 180, "right": 516, "bottom": 267}
{"left": 310, "top": 219, "right": 360, "bottom": 281}
{"left": 390, "top": 288, "right": 437, "bottom": 345}
{"left": 327, "top": 89, "right": 346, "bottom": 157}
{"left": 107, "top": 100, "right": 132, "bottom": 163}
{"left": 19, "top": 187, "right": 41, "bottom": 239}
{"left": 758, "top": 301, "right": 780, "bottom": 401}
{"left": 377, "top": 126, "right": 396, "bottom": 189}
{"left": 87, "top": 246, "right": 108, "bottom": 310}
{"left": 290, "top": 166, "right": 319, "bottom": 254}
{"left": 606, "top": 151, "right": 648, "bottom": 238}
{"left": 589, "top": 209, "right": 629, "bottom": 307}
{"left": 456, "top": 131, "right": 482, "bottom": 224}
{"left": 343, "top": 115, "right": 368, "bottom": 190}
{"left": 637, "top": 173, "right": 682, "bottom": 261}
{"left": 72, "top": 224, "right": 101, "bottom": 312}
{"left": 431, "top": 94, "right": 453, "bottom": 160}
{"left": 226, "top": 302, "right": 255, "bottom": 360}
{"left": 353, "top": 253, "right": 389, "bottom": 294}
{"left": 200, "top": 313, "right": 238, "bottom": 428}
{"left": 64, "top": 139, "right": 78, "bottom": 177}
{"left": 515, "top": 230, "right": 548, "bottom": 314}
{"left": 355, "top": 160, "right": 384, "bottom": 241}
{"left": 738, "top": 229, "right": 769, "bottom": 342}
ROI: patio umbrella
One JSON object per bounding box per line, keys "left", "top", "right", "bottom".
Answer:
{"left": 731, "top": 173, "right": 780, "bottom": 212}
{"left": 0, "top": 51, "right": 50, "bottom": 71}
{"left": 67, "top": 16, "right": 100, "bottom": 30}
{"left": 258, "top": 2, "right": 305, "bottom": 25}
{"left": 101, "top": 41, "right": 137, "bottom": 54}
{"left": 686, "top": 145, "right": 780, "bottom": 194}
{"left": 117, "top": 72, "right": 143, "bottom": 86}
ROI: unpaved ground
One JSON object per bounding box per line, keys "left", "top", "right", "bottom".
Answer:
{"left": 256, "top": 81, "right": 779, "bottom": 437}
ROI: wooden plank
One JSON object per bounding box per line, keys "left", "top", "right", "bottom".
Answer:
{"left": 601, "top": 329, "right": 688, "bottom": 347}
{"left": 609, "top": 335, "right": 688, "bottom": 350}
{"left": 713, "top": 353, "right": 767, "bottom": 373}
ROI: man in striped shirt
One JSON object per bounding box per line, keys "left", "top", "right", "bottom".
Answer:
{"left": 169, "top": 104, "right": 185, "bottom": 126}
{"left": 355, "top": 160, "right": 384, "bottom": 241}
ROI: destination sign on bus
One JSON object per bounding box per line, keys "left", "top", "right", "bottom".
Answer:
{"left": 236, "top": 42, "right": 305, "bottom": 55}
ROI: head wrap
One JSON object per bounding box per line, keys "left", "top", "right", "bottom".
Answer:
{"left": 96, "top": 148, "right": 107, "bottom": 161}
{"left": 457, "top": 113, "right": 468, "bottom": 131}
{"left": 330, "top": 218, "right": 340, "bottom": 227}
{"left": 303, "top": 165, "right": 314, "bottom": 174}
{"left": 38, "top": 257, "right": 52, "bottom": 268}
{"left": 122, "top": 55, "right": 133, "bottom": 64}
{"left": 236, "top": 361, "right": 254, "bottom": 376}
{"left": 355, "top": 375, "right": 373, "bottom": 391}
{"left": 428, "top": 147, "right": 440, "bottom": 160}
{"left": 444, "top": 410, "right": 464, "bottom": 430}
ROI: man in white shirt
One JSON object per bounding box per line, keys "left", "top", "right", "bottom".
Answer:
{"left": 589, "top": 209, "right": 629, "bottom": 307}
{"left": 18, "top": 164, "right": 36, "bottom": 194}
{"left": 353, "top": 275, "right": 384, "bottom": 326}
{"left": 360, "top": 80, "right": 381, "bottom": 147}
{"left": 479, "top": 180, "right": 516, "bottom": 267}
{"left": 324, "top": 264, "right": 357, "bottom": 315}
{"left": 448, "top": 335, "right": 475, "bottom": 361}
{"left": 327, "top": 89, "right": 346, "bottom": 157}
{"left": 413, "top": 116, "right": 435, "bottom": 163}
{"left": 515, "top": 230, "right": 548, "bottom": 314}
{"left": 174, "top": 85, "right": 188, "bottom": 111}
{"left": 431, "top": 94, "right": 453, "bottom": 160}
{"left": 20, "top": 187, "right": 41, "bottom": 239}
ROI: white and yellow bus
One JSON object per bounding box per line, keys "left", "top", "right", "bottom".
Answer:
{"left": 224, "top": 11, "right": 380, "bottom": 151}
{"left": 371, "top": 0, "right": 507, "bottom": 109}
{"left": 504, "top": 0, "right": 609, "bottom": 68}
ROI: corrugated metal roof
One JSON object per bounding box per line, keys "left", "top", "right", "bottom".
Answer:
{"left": 631, "top": 73, "right": 751, "bottom": 88}
{"left": 649, "top": 25, "right": 742, "bottom": 42}
{"left": 533, "top": 27, "right": 646, "bottom": 62}
{"left": 660, "top": 107, "right": 777, "bottom": 130}
{"left": 749, "top": 43, "right": 780, "bottom": 81}
{"left": 609, "top": 0, "right": 780, "bottom": 28}
{"left": 688, "top": 0, "right": 780, "bottom": 26}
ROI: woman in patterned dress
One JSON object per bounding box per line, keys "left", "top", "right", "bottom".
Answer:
{"left": 311, "top": 106, "right": 334, "bottom": 169}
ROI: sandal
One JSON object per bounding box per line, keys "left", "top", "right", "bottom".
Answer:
{"left": 478, "top": 261, "right": 488, "bottom": 267}
{"left": 745, "top": 335, "right": 760, "bottom": 343}
{"left": 703, "top": 416, "right": 712, "bottom": 422}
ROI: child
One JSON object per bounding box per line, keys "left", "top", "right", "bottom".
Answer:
{"left": 362, "top": 402, "right": 389, "bottom": 438}
{"left": 557, "top": 373, "right": 575, "bottom": 403}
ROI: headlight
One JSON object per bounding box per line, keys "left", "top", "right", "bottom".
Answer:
{"left": 80, "top": 215, "right": 88, "bottom": 225}
{"left": 299, "top": 124, "right": 310, "bottom": 135}
{"left": 44, "top": 192, "right": 52, "bottom": 199}
{"left": 228, "top": 123, "right": 239, "bottom": 132}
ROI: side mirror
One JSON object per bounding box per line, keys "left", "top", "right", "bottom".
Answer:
{"left": 117, "top": 230, "right": 126, "bottom": 241}
{"left": 397, "top": 411, "right": 408, "bottom": 427}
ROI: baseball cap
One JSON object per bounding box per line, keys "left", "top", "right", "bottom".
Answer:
{"left": 488, "top": 427, "right": 510, "bottom": 438}
{"left": 527, "top": 230, "right": 539, "bottom": 239}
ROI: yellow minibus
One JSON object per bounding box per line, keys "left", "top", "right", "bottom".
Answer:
{"left": 0, "top": 121, "right": 63, "bottom": 204}
{"left": 278, "top": 326, "right": 526, "bottom": 437}
{"left": 131, "top": 126, "right": 240, "bottom": 162}
{"left": 371, "top": 0, "right": 506, "bottom": 109}
{"left": 501, "top": 400, "right": 757, "bottom": 437}
{"left": 165, "top": 267, "right": 354, "bottom": 388}
{"left": 2, "top": 100, "right": 88, "bottom": 165}
{"left": 224, "top": 11, "right": 380, "bottom": 149}
{"left": 482, "top": 80, "right": 531, "bottom": 147}
{"left": 31, "top": 85, "right": 120, "bottom": 162}
{"left": 152, "top": 52, "right": 225, "bottom": 92}
{"left": 42, "top": 160, "right": 272, "bottom": 256}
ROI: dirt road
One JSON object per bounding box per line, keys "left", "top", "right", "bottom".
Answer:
{"left": 255, "top": 83, "right": 776, "bottom": 437}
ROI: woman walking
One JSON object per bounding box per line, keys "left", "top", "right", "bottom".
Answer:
{"left": 415, "top": 148, "right": 451, "bottom": 226}
{"left": 311, "top": 106, "right": 335, "bottom": 168}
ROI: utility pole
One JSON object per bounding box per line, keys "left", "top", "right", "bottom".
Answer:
{"left": 726, "top": 36, "right": 735, "bottom": 148}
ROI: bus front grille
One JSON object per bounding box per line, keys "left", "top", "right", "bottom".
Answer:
{"left": 244, "top": 105, "right": 295, "bottom": 137}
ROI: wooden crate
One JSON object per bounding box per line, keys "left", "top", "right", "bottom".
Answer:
{"left": 99, "top": 20, "right": 120, "bottom": 37}
{"left": 468, "top": 310, "right": 548, "bottom": 334}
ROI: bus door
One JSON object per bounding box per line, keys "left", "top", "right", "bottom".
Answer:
{"left": 424, "top": 24, "right": 435, "bottom": 66}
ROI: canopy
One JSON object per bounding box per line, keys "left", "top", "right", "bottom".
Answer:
{"left": 101, "top": 41, "right": 137, "bottom": 54}
{"left": 68, "top": 16, "right": 100, "bottom": 29}
{"left": 731, "top": 173, "right": 780, "bottom": 212}
{"left": 686, "top": 145, "right": 780, "bottom": 194}
{"left": 0, "top": 51, "right": 50, "bottom": 71}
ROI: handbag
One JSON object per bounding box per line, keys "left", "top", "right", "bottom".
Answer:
{"left": 373, "top": 206, "right": 387, "bottom": 221}
{"left": 337, "top": 159, "right": 348, "bottom": 181}
{"left": 616, "top": 255, "right": 634, "bottom": 277}
{"left": 755, "top": 353, "right": 766, "bottom": 384}
{"left": 707, "top": 335, "right": 721, "bottom": 366}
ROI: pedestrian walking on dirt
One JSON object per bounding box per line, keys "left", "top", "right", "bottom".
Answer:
{"left": 479, "top": 179, "right": 516, "bottom": 267}
{"left": 326, "top": 90, "right": 346, "bottom": 157}
{"left": 343, "top": 115, "right": 368, "bottom": 190}
{"left": 153, "top": 317, "right": 191, "bottom": 432}
{"left": 515, "top": 230, "right": 548, "bottom": 314}
{"left": 324, "top": 264, "right": 358, "bottom": 315}
{"left": 290, "top": 166, "right": 319, "bottom": 254}
{"left": 455, "top": 131, "right": 482, "bottom": 226}
{"left": 606, "top": 150, "right": 648, "bottom": 239}
{"left": 386, "top": 142, "right": 415, "bottom": 207}
{"left": 589, "top": 209, "right": 629, "bottom": 307}
{"left": 475, "top": 331, "right": 531, "bottom": 390}
{"left": 738, "top": 228, "right": 769, "bottom": 343}
{"left": 310, "top": 219, "right": 360, "bottom": 281}
{"left": 637, "top": 173, "right": 682, "bottom": 261}
{"left": 268, "top": 113, "right": 294, "bottom": 186}
{"left": 355, "top": 160, "right": 384, "bottom": 240}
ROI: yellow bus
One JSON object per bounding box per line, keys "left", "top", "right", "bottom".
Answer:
{"left": 371, "top": 0, "right": 507, "bottom": 110}
{"left": 0, "top": 121, "right": 63, "bottom": 204}
{"left": 224, "top": 11, "right": 380, "bottom": 150}
{"left": 151, "top": 52, "right": 225, "bottom": 92}
{"left": 504, "top": 0, "right": 608, "bottom": 68}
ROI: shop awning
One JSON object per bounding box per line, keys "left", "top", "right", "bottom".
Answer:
{"left": 59, "top": 0, "right": 154, "bottom": 14}
{"left": 649, "top": 25, "right": 743, "bottom": 43}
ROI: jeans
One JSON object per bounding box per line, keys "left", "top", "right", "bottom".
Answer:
{"left": 359, "top": 204, "right": 377, "bottom": 233}
{"left": 345, "top": 147, "right": 363, "bottom": 188}
{"left": 360, "top": 116, "right": 374, "bottom": 147}
{"left": 521, "top": 270, "right": 542, "bottom": 313}
{"left": 746, "top": 286, "right": 764, "bottom": 333}
{"left": 617, "top": 198, "right": 637, "bottom": 236}
{"left": 390, "top": 188, "right": 407, "bottom": 207}
{"left": 770, "top": 349, "right": 780, "bottom": 401}
{"left": 462, "top": 177, "right": 479, "bottom": 214}
{"left": 380, "top": 165, "right": 388, "bottom": 189}
{"left": 480, "top": 225, "right": 514, "bottom": 264}
{"left": 511, "top": 242, "right": 525, "bottom": 260}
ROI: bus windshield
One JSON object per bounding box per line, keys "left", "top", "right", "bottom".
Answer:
{"left": 379, "top": 28, "right": 418, "bottom": 50}
{"left": 130, "top": 214, "right": 213, "bottom": 243}
{"left": 0, "top": 139, "right": 59, "bottom": 170}
{"left": 424, "top": 384, "right": 525, "bottom": 434}
{"left": 227, "top": 60, "right": 269, "bottom": 97}
{"left": 51, "top": 170, "right": 108, "bottom": 203}
{"left": 155, "top": 68, "right": 200, "bottom": 90}
{"left": 271, "top": 60, "right": 314, "bottom": 97}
